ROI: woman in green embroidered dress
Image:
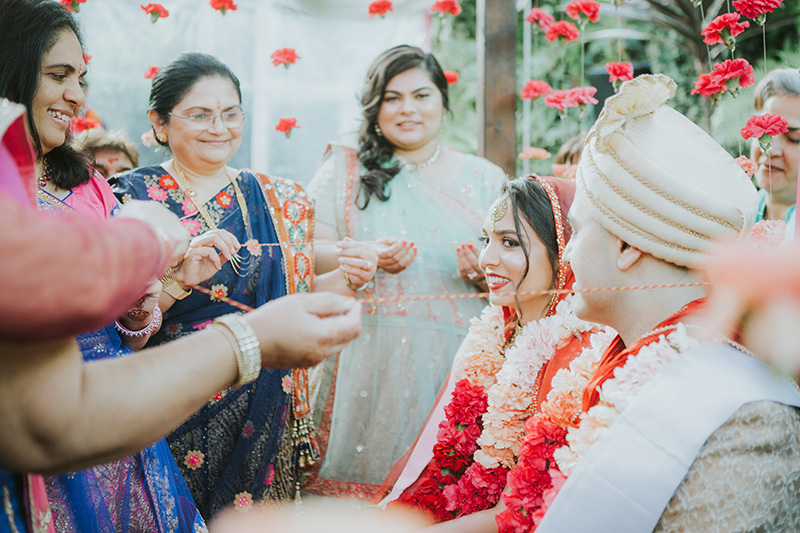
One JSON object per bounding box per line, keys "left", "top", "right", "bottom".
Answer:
{"left": 305, "top": 45, "right": 508, "bottom": 500}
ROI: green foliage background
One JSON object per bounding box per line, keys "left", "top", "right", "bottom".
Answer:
{"left": 431, "top": 0, "right": 800, "bottom": 176}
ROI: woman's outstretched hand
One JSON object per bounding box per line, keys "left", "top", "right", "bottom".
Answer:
{"left": 375, "top": 237, "right": 416, "bottom": 274}
{"left": 246, "top": 293, "right": 362, "bottom": 368}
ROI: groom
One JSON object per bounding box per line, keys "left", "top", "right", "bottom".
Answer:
{"left": 538, "top": 75, "right": 800, "bottom": 531}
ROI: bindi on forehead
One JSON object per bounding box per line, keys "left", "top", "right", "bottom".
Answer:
{"left": 215, "top": 99, "right": 222, "bottom": 111}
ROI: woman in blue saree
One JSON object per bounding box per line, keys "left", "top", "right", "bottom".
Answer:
{"left": 34, "top": 157, "right": 205, "bottom": 532}
{"left": 114, "top": 51, "right": 376, "bottom": 518}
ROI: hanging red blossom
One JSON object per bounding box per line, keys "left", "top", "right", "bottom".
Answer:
{"left": 732, "top": 0, "right": 783, "bottom": 25}
{"left": 140, "top": 3, "right": 169, "bottom": 23}
{"left": 566, "top": 0, "right": 601, "bottom": 25}
{"left": 82, "top": 52, "right": 92, "bottom": 65}
{"left": 735, "top": 155, "right": 758, "bottom": 177}
{"left": 444, "top": 71, "right": 459, "bottom": 84}
{"left": 702, "top": 13, "right": 749, "bottom": 50}
{"left": 368, "top": 0, "right": 393, "bottom": 17}
{"left": 520, "top": 79, "right": 552, "bottom": 100}
{"left": 524, "top": 7, "right": 555, "bottom": 31}
{"left": 570, "top": 86, "right": 599, "bottom": 106}
{"left": 741, "top": 113, "right": 789, "bottom": 152}
{"left": 544, "top": 89, "right": 578, "bottom": 111}
{"left": 692, "top": 59, "right": 754, "bottom": 104}
{"left": 431, "top": 0, "right": 462, "bottom": 16}
{"left": 606, "top": 61, "right": 634, "bottom": 91}
{"left": 60, "top": 0, "right": 87, "bottom": 13}
{"left": 144, "top": 65, "right": 160, "bottom": 79}
{"left": 210, "top": 0, "right": 237, "bottom": 15}
{"left": 545, "top": 21, "right": 580, "bottom": 43}
{"left": 713, "top": 58, "right": 755, "bottom": 90}
{"left": 69, "top": 116, "right": 100, "bottom": 133}
{"left": 271, "top": 48, "right": 300, "bottom": 68}
{"left": 691, "top": 72, "right": 728, "bottom": 102}
{"left": 275, "top": 117, "right": 300, "bottom": 138}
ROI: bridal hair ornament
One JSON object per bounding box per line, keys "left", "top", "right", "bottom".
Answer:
{"left": 489, "top": 196, "right": 508, "bottom": 232}
{"left": 576, "top": 74, "right": 759, "bottom": 269}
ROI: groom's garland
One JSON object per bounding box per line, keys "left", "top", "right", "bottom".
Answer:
{"left": 496, "top": 325, "right": 698, "bottom": 532}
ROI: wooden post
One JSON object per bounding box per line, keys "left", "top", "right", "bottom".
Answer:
{"left": 477, "top": 0, "right": 517, "bottom": 177}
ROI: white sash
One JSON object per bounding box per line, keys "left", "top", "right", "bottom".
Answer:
{"left": 537, "top": 343, "right": 800, "bottom": 532}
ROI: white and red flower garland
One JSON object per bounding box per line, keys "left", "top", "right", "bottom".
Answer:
{"left": 497, "top": 326, "right": 698, "bottom": 532}
{"left": 395, "top": 296, "right": 595, "bottom": 522}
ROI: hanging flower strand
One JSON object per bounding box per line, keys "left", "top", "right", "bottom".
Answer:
{"left": 368, "top": 0, "right": 393, "bottom": 18}
{"left": 210, "top": 0, "right": 237, "bottom": 15}
{"left": 525, "top": 7, "right": 555, "bottom": 32}
{"left": 60, "top": 0, "right": 87, "bottom": 13}
{"left": 140, "top": 3, "right": 169, "bottom": 23}
{"left": 701, "top": 13, "right": 750, "bottom": 51}
{"left": 565, "top": 0, "right": 600, "bottom": 28}
{"left": 732, "top": 0, "right": 783, "bottom": 26}
{"left": 691, "top": 58, "right": 755, "bottom": 105}
{"left": 520, "top": 79, "right": 552, "bottom": 101}
{"left": 275, "top": 117, "right": 300, "bottom": 139}
{"left": 271, "top": 48, "right": 300, "bottom": 69}
{"left": 605, "top": 62, "right": 634, "bottom": 92}
{"left": 431, "top": 0, "right": 462, "bottom": 16}
{"left": 544, "top": 21, "right": 580, "bottom": 43}
{"left": 741, "top": 113, "right": 788, "bottom": 153}
{"left": 443, "top": 71, "right": 459, "bottom": 85}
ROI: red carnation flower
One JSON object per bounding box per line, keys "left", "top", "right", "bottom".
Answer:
{"left": 140, "top": 3, "right": 169, "bottom": 22}
{"left": 605, "top": 62, "right": 633, "bottom": 82}
{"left": 732, "top": 0, "right": 783, "bottom": 24}
{"left": 525, "top": 7, "right": 555, "bottom": 31}
{"left": 210, "top": 0, "right": 237, "bottom": 15}
{"left": 702, "top": 13, "right": 749, "bottom": 49}
{"left": 82, "top": 52, "right": 92, "bottom": 66}
{"left": 69, "top": 116, "right": 100, "bottom": 133}
{"left": 545, "top": 20, "right": 581, "bottom": 43}
{"left": 275, "top": 117, "right": 300, "bottom": 138}
{"left": 271, "top": 48, "right": 300, "bottom": 68}
{"left": 544, "top": 89, "right": 578, "bottom": 111}
{"left": 606, "top": 61, "right": 634, "bottom": 91}
{"left": 431, "top": 0, "right": 462, "bottom": 16}
{"left": 691, "top": 72, "right": 727, "bottom": 100}
{"left": 144, "top": 65, "right": 160, "bottom": 79}
{"left": 741, "top": 113, "right": 788, "bottom": 140}
{"left": 368, "top": 0, "right": 393, "bottom": 17}
{"left": 60, "top": 0, "right": 87, "bottom": 13}
{"left": 566, "top": 0, "right": 601, "bottom": 24}
{"left": 569, "top": 86, "right": 598, "bottom": 106}
{"left": 520, "top": 79, "right": 552, "bottom": 100}
{"left": 443, "top": 70, "right": 459, "bottom": 85}
{"left": 713, "top": 58, "right": 755, "bottom": 89}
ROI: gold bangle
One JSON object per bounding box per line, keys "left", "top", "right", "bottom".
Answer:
{"left": 213, "top": 313, "right": 260, "bottom": 387}
{"left": 343, "top": 271, "right": 367, "bottom": 292}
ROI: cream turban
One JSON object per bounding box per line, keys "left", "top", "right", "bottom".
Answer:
{"left": 576, "top": 74, "right": 758, "bottom": 269}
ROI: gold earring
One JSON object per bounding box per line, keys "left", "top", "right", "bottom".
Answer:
{"left": 156, "top": 131, "right": 168, "bottom": 143}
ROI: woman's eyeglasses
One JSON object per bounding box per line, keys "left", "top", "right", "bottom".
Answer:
{"left": 169, "top": 110, "right": 246, "bottom": 128}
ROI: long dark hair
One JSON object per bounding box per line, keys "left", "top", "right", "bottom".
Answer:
{"left": 149, "top": 51, "right": 242, "bottom": 149}
{"left": 0, "top": 0, "right": 91, "bottom": 189}
{"left": 357, "top": 45, "right": 449, "bottom": 209}
{"left": 501, "top": 178, "right": 560, "bottom": 318}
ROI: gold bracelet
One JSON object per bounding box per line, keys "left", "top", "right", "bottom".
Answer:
{"left": 343, "top": 271, "right": 367, "bottom": 292}
{"left": 161, "top": 267, "right": 192, "bottom": 300}
{"left": 213, "top": 313, "right": 261, "bottom": 387}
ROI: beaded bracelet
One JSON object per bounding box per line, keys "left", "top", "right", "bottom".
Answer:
{"left": 212, "top": 313, "right": 261, "bottom": 387}
{"left": 115, "top": 305, "right": 162, "bottom": 338}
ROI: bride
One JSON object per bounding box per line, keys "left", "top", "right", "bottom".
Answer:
{"left": 379, "top": 176, "right": 613, "bottom": 531}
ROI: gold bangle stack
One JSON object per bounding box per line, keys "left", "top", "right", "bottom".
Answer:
{"left": 212, "top": 313, "right": 261, "bottom": 387}
{"left": 160, "top": 267, "right": 192, "bottom": 300}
